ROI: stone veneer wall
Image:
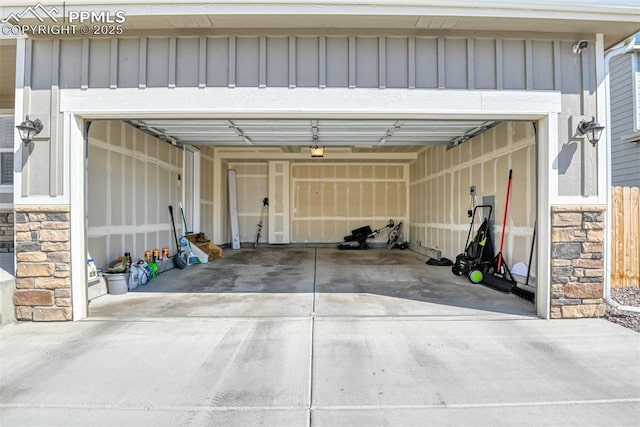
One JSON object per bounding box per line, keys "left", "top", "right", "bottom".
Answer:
{"left": 13, "top": 205, "right": 71, "bottom": 321}
{"left": 0, "top": 210, "right": 14, "bottom": 253}
{"left": 551, "top": 205, "right": 606, "bottom": 319}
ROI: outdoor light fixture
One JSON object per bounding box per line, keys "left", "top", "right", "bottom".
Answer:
{"left": 577, "top": 117, "right": 605, "bottom": 146}
{"left": 310, "top": 145, "right": 324, "bottom": 158}
{"left": 572, "top": 40, "right": 589, "bottom": 54}
{"left": 16, "top": 116, "right": 43, "bottom": 145}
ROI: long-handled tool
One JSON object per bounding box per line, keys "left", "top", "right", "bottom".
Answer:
{"left": 254, "top": 197, "right": 269, "bottom": 249}
{"left": 482, "top": 170, "right": 516, "bottom": 292}
{"left": 178, "top": 202, "right": 192, "bottom": 235}
{"left": 512, "top": 221, "right": 536, "bottom": 301}
{"left": 169, "top": 205, "right": 187, "bottom": 269}
{"left": 525, "top": 221, "right": 536, "bottom": 288}
{"left": 497, "top": 170, "right": 512, "bottom": 273}
{"left": 179, "top": 203, "right": 200, "bottom": 265}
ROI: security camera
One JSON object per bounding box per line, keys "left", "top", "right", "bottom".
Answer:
{"left": 573, "top": 40, "right": 589, "bottom": 54}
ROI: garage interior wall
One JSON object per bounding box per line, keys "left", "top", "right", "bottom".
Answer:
{"left": 198, "top": 146, "right": 216, "bottom": 240}
{"left": 87, "top": 121, "right": 184, "bottom": 269}
{"left": 218, "top": 159, "right": 408, "bottom": 245}
{"left": 291, "top": 163, "right": 407, "bottom": 243}
{"left": 218, "top": 160, "right": 230, "bottom": 245}
{"left": 410, "top": 122, "right": 536, "bottom": 271}
{"left": 227, "top": 162, "right": 269, "bottom": 243}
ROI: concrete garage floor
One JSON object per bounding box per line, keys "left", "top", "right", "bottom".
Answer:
{"left": 88, "top": 248, "right": 535, "bottom": 320}
{"left": 1, "top": 249, "right": 639, "bottom": 426}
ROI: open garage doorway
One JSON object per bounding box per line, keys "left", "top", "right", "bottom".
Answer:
{"left": 85, "top": 118, "right": 537, "bottom": 320}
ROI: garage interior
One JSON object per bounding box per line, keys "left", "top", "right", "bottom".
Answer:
{"left": 86, "top": 117, "right": 537, "bottom": 319}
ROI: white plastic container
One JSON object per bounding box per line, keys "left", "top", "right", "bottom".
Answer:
{"left": 87, "top": 258, "right": 98, "bottom": 281}
{"left": 104, "top": 273, "right": 129, "bottom": 295}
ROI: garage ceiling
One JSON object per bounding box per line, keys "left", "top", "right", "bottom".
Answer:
{"left": 127, "top": 119, "right": 500, "bottom": 151}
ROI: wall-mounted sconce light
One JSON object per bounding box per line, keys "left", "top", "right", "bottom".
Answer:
{"left": 16, "top": 116, "right": 43, "bottom": 145}
{"left": 576, "top": 117, "right": 605, "bottom": 146}
{"left": 310, "top": 145, "right": 324, "bottom": 158}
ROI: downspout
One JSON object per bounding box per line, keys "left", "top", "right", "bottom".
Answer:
{"left": 604, "top": 35, "right": 639, "bottom": 313}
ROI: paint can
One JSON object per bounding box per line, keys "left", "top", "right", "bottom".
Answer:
{"left": 161, "top": 248, "right": 169, "bottom": 259}
{"left": 144, "top": 251, "right": 151, "bottom": 262}
{"left": 153, "top": 249, "right": 160, "bottom": 262}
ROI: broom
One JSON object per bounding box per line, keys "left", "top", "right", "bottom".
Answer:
{"left": 482, "top": 169, "right": 517, "bottom": 293}
{"left": 168, "top": 206, "right": 187, "bottom": 269}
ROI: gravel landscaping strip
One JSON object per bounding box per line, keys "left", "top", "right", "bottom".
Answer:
{"left": 605, "top": 287, "right": 640, "bottom": 333}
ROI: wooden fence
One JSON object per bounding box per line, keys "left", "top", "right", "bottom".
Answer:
{"left": 611, "top": 186, "right": 640, "bottom": 288}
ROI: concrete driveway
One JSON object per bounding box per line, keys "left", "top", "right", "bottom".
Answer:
{"left": 1, "top": 249, "right": 638, "bottom": 426}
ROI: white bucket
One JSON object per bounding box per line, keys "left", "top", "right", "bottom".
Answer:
{"left": 105, "top": 273, "right": 129, "bottom": 295}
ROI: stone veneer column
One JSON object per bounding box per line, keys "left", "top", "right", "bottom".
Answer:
{"left": 0, "top": 211, "right": 14, "bottom": 253}
{"left": 550, "top": 205, "right": 606, "bottom": 319}
{"left": 13, "top": 205, "right": 72, "bottom": 321}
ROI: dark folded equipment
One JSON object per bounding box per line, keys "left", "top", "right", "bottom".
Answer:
{"left": 426, "top": 257, "right": 454, "bottom": 266}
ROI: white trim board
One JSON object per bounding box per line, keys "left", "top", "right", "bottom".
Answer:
{"left": 60, "top": 88, "right": 561, "bottom": 118}
{"left": 56, "top": 89, "right": 563, "bottom": 319}
{"left": 68, "top": 113, "right": 88, "bottom": 321}
{"left": 49, "top": 1, "right": 640, "bottom": 25}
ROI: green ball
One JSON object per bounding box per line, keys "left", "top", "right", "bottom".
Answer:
{"left": 469, "top": 269, "right": 483, "bottom": 284}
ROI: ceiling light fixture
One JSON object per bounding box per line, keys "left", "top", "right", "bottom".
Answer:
{"left": 310, "top": 145, "right": 324, "bottom": 158}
